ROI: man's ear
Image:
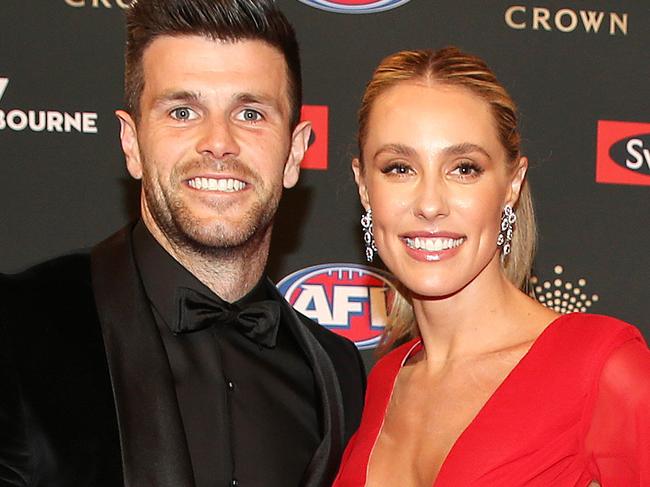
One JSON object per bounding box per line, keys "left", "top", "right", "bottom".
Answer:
{"left": 506, "top": 156, "right": 528, "bottom": 207}
{"left": 115, "top": 110, "right": 142, "bottom": 180}
{"left": 352, "top": 157, "right": 370, "bottom": 210}
{"left": 283, "top": 120, "right": 312, "bottom": 189}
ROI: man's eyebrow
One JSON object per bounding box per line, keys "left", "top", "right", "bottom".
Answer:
{"left": 151, "top": 91, "right": 284, "bottom": 113}
{"left": 442, "top": 142, "right": 492, "bottom": 160}
{"left": 372, "top": 143, "right": 417, "bottom": 160}
{"left": 234, "top": 92, "right": 282, "bottom": 111}
{"left": 151, "top": 90, "right": 202, "bottom": 107}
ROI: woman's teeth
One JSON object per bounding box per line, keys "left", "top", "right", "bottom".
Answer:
{"left": 405, "top": 237, "right": 464, "bottom": 252}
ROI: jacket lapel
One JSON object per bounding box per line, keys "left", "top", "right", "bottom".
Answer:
{"left": 267, "top": 279, "right": 345, "bottom": 487}
{"left": 91, "top": 226, "right": 195, "bottom": 487}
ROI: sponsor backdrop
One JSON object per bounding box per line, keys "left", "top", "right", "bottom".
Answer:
{"left": 1, "top": 0, "right": 649, "bottom": 369}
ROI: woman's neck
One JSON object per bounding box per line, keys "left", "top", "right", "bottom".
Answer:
{"left": 411, "top": 261, "right": 555, "bottom": 367}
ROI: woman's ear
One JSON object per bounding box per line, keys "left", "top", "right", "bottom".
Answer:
{"left": 352, "top": 157, "right": 370, "bottom": 209}
{"left": 506, "top": 156, "right": 528, "bottom": 206}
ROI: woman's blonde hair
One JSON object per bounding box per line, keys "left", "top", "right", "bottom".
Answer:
{"left": 356, "top": 47, "right": 537, "bottom": 352}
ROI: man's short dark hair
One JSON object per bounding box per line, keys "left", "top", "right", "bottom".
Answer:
{"left": 124, "top": 0, "right": 302, "bottom": 128}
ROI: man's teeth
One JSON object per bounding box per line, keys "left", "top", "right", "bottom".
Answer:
{"left": 187, "top": 177, "right": 246, "bottom": 192}
{"left": 405, "top": 237, "right": 464, "bottom": 252}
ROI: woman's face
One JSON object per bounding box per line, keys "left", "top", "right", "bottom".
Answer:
{"left": 354, "top": 81, "right": 527, "bottom": 299}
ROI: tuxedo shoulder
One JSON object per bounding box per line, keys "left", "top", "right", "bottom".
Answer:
{"left": 0, "top": 254, "right": 121, "bottom": 486}
{"left": 294, "top": 309, "right": 359, "bottom": 354}
{"left": 291, "top": 309, "right": 367, "bottom": 436}
{"left": 2, "top": 252, "right": 91, "bottom": 288}
{"left": 1, "top": 252, "right": 97, "bottom": 335}
{"left": 1, "top": 251, "right": 106, "bottom": 395}
{"left": 292, "top": 309, "right": 367, "bottom": 384}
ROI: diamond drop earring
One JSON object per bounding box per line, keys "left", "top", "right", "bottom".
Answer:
{"left": 360, "top": 208, "right": 378, "bottom": 262}
{"left": 497, "top": 205, "right": 516, "bottom": 258}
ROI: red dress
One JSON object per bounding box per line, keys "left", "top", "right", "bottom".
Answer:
{"left": 334, "top": 314, "right": 650, "bottom": 486}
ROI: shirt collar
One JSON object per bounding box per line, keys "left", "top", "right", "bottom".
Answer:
{"left": 132, "top": 220, "right": 271, "bottom": 331}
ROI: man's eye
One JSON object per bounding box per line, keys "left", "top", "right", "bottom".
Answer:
{"left": 170, "top": 107, "right": 197, "bottom": 121}
{"left": 238, "top": 109, "right": 263, "bottom": 122}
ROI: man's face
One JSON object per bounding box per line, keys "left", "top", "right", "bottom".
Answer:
{"left": 117, "top": 36, "right": 310, "bottom": 253}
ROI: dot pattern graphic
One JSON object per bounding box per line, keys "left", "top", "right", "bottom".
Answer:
{"left": 530, "top": 265, "right": 600, "bottom": 314}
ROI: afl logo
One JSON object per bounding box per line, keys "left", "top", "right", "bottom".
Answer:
{"left": 297, "top": 0, "right": 412, "bottom": 14}
{"left": 277, "top": 263, "right": 395, "bottom": 349}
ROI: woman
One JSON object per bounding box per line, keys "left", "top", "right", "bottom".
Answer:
{"left": 334, "top": 47, "right": 650, "bottom": 486}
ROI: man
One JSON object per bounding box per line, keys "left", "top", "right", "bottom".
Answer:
{"left": 0, "top": 1, "right": 366, "bottom": 486}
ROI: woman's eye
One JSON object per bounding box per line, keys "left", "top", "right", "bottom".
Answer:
{"left": 238, "top": 109, "right": 263, "bottom": 122}
{"left": 452, "top": 161, "right": 484, "bottom": 178}
{"left": 381, "top": 163, "right": 413, "bottom": 176}
{"left": 170, "top": 107, "right": 197, "bottom": 121}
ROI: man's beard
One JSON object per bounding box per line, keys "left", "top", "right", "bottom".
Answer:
{"left": 142, "top": 155, "right": 282, "bottom": 258}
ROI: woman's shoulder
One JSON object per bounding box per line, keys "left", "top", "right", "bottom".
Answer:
{"left": 587, "top": 319, "right": 650, "bottom": 448}
{"left": 550, "top": 312, "right": 645, "bottom": 348}
{"left": 522, "top": 313, "right": 647, "bottom": 392}
{"left": 599, "top": 334, "right": 650, "bottom": 396}
{"left": 581, "top": 314, "right": 650, "bottom": 404}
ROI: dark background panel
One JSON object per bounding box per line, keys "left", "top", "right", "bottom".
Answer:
{"left": 1, "top": 0, "right": 132, "bottom": 268}
{"left": 1, "top": 1, "right": 648, "bottom": 363}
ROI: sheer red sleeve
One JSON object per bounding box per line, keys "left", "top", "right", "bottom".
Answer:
{"left": 584, "top": 336, "right": 650, "bottom": 485}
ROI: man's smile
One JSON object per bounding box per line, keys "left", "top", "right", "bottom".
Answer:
{"left": 186, "top": 177, "right": 248, "bottom": 192}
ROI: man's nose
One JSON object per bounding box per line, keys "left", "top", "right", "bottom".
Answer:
{"left": 195, "top": 114, "right": 240, "bottom": 160}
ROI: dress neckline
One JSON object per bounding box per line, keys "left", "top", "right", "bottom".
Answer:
{"left": 369, "top": 312, "right": 574, "bottom": 487}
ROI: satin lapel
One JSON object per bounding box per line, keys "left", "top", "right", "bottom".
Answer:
{"left": 91, "top": 227, "right": 195, "bottom": 487}
{"left": 267, "top": 279, "right": 345, "bottom": 487}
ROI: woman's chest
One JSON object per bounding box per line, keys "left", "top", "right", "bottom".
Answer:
{"left": 366, "top": 357, "right": 521, "bottom": 486}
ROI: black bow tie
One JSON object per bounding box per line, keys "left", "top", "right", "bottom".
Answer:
{"left": 173, "top": 287, "right": 281, "bottom": 348}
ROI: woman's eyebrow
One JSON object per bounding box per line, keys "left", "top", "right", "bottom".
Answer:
{"left": 442, "top": 142, "right": 492, "bottom": 160}
{"left": 373, "top": 143, "right": 417, "bottom": 159}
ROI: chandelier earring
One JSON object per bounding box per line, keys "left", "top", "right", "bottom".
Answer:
{"left": 360, "top": 208, "right": 378, "bottom": 262}
{"left": 497, "top": 205, "right": 516, "bottom": 259}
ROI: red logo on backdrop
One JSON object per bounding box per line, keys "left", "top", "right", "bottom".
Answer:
{"left": 596, "top": 120, "right": 650, "bottom": 186}
{"left": 300, "top": 105, "right": 328, "bottom": 170}
{"left": 298, "top": 0, "right": 412, "bottom": 14}
{"left": 277, "top": 264, "right": 395, "bottom": 349}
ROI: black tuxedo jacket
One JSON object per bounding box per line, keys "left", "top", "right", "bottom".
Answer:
{"left": 0, "top": 227, "right": 366, "bottom": 487}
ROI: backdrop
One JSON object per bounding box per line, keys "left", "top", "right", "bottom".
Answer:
{"left": 1, "top": 0, "right": 649, "bottom": 368}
